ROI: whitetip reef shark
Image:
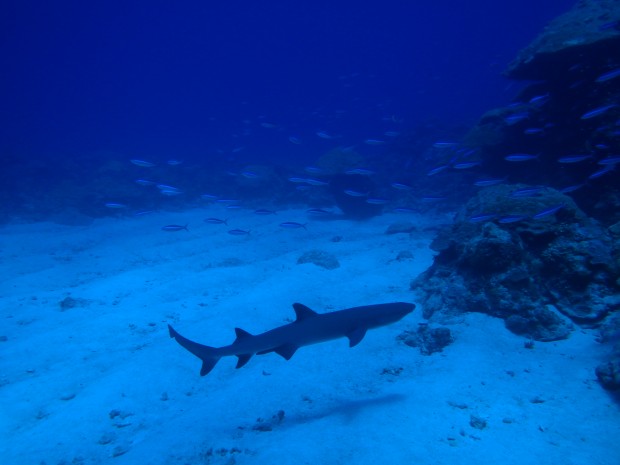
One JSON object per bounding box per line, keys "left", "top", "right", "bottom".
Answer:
{"left": 168, "top": 302, "right": 415, "bottom": 376}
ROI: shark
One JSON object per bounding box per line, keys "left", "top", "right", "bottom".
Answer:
{"left": 168, "top": 301, "right": 415, "bottom": 376}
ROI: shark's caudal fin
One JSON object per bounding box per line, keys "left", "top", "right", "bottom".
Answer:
{"left": 168, "top": 325, "right": 221, "bottom": 376}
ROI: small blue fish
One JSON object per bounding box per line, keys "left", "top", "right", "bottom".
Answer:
{"left": 509, "top": 187, "right": 544, "bottom": 198}
{"left": 304, "top": 166, "right": 324, "bottom": 175}
{"left": 162, "top": 224, "right": 188, "bottom": 232}
{"left": 560, "top": 184, "right": 585, "bottom": 194}
{"left": 504, "top": 112, "right": 529, "bottom": 125}
{"left": 581, "top": 104, "right": 617, "bottom": 120}
{"left": 432, "top": 142, "right": 457, "bottom": 149}
{"left": 160, "top": 189, "right": 183, "bottom": 196}
{"left": 505, "top": 154, "right": 538, "bottom": 162}
{"left": 130, "top": 159, "right": 156, "bottom": 167}
{"left": 134, "top": 210, "right": 156, "bottom": 216}
{"left": 595, "top": 68, "right": 620, "bottom": 83}
{"left": 391, "top": 182, "right": 412, "bottom": 191}
{"left": 474, "top": 178, "right": 505, "bottom": 187}
{"left": 366, "top": 198, "right": 390, "bottom": 205}
{"left": 364, "top": 139, "right": 386, "bottom": 145}
{"left": 524, "top": 128, "right": 544, "bottom": 135}
{"left": 426, "top": 165, "right": 449, "bottom": 176}
{"left": 532, "top": 204, "right": 564, "bottom": 219}
{"left": 557, "top": 155, "right": 593, "bottom": 163}
{"left": 156, "top": 184, "right": 181, "bottom": 192}
{"left": 599, "top": 20, "right": 619, "bottom": 31}
{"left": 594, "top": 144, "right": 610, "bottom": 150}
{"left": 345, "top": 168, "right": 375, "bottom": 176}
{"left": 205, "top": 218, "right": 228, "bottom": 225}
{"left": 498, "top": 215, "right": 528, "bottom": 224}
{"left": 344, "top": 189, "right": 368, "bottom": 197}
{"left": 254, "top": 209, "right": 276, "bottom": 215}
{"left": 280, "top": 222, "right": 307, "bottom": 230}
{"left": 529, "top": 94, "right": 550, "bottom": 107}
{"left": 452, "top": 161, "right": 480, "bottom": 170}
{"left": 288, "top": 136, "right": 302, "bottom": 144}
{"left": 306, "top": 208, "right": 332, "bottom": 216}
{"left": 240, "top": 171, "right": 260, "bottom": 179}
{"left": 304, "top": 178, "right": 329, "bottom": 186}
{"left": 469, "top": 213, "right": 497, "bottom": 223}
{"left": 588, "top": 167, "right": 615, "bottom": 179}
{"left": 597, "top": 156, "right": 620, "bottom": 165}
{"left": 135, "top": 179, "right": 155, "bottom": 186}
{"left": 228, "top": 229, "right": 250, "bottom": 235}
{"left": 105, "top": 202, "right": 127, "bottom": 209}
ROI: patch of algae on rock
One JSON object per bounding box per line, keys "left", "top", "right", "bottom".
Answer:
{"left": 297, "top": 250, "right": 340, "bottom": 270}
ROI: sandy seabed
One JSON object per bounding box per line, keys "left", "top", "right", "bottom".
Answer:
{"left": 1, "top": 206, "right": 618, "bottom": 465}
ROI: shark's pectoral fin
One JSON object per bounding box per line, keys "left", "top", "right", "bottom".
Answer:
{"left": 274, "top": 343, "right": 299, "bottom": 360}
{"left": 347, "top": 328, "right": 367, "bottom": 347}
{"left": 236, "top": 353, "right": 253, "bottom": 368}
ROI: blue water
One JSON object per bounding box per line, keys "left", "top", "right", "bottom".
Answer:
{"left": 2, "top": 1, "right": 572, "bottom": 165}
{"left": 2, "top": 3, "right": 620, "bottom": 464}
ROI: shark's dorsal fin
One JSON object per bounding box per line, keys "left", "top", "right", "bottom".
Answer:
{"left": 347, "top": 328, "right": 367, "bottom": 347}
{"left": 274, "top": 343, "right": 299, "bottom": 360}
{"left": 234, "top": 328, "right": 253, "bottom": 342}
{"left": 235, "top": 353, "right": 252, "bottom": 368}
{"left": 293, "top": 303, "right": 318, "bottom": 322}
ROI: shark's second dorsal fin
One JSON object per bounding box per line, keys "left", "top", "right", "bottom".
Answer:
{"left": 293, "top": 303, "right": 318, "bottom": 322}
{"left": 234, "top": 328, "right": 253, "bottom": 343}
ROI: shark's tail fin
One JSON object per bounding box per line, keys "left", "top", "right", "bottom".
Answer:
{"left": 168, "top": 325, "right": 221, "bottom": 376}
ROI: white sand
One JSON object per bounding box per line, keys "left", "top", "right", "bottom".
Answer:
{"left": 1, "top": 206, "right": 618, "bottom": 464}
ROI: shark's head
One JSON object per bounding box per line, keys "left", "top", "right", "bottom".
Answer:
{"left": 388, "top": 302, "right": 416, "bottom": 319}
{"left": 365, "top": 302, "right": 415, "bottom": 327}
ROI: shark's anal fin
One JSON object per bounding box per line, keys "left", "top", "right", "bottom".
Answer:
{"left": 292, "top": 303, "right": 318, "bottom": 322}
{"left": 236, "top": 354, "right": 253, "bottom": 368}
{"left": 347, "top": 328, "right": 367, "bottom": 347}
{"left": 274, "top": 343, "right": 299, "bottom": 360}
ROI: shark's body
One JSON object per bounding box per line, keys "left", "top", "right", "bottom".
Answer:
{"left": 169, "top": 302, "right": 415, "bottom": 376}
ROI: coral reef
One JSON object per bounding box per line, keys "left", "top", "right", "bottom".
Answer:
{"left": 460, "top": 0, "right": 620, "bottom": 226}
{"left": 412, "top": 185, "right": 619, "bottom": 341}
{"left": 506, "top": 0, "right": 620, "bottom": 81}
{"left": 398, "top": 324, "right": 454, "bottom": 355}
{"left": 425, "top": 0, "right": 620, "bottom": 388}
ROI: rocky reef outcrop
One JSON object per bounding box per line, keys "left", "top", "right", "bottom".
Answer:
{"left": 461, "top": 0, "right": 620, "bottom": 228}
{"left": 412, "top": 185, "right": 620, "bottom": 342}
{"left": 434, "top": 0, "right": 620, "bottom": 390}
{"left": 505, "top": 0, "right": 620, "bottom": 81}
